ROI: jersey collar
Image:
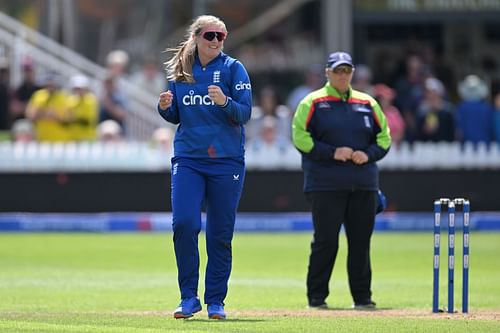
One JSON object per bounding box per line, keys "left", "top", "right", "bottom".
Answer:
{"left": 325, "top": 82, "right": 352, "bottom": 101}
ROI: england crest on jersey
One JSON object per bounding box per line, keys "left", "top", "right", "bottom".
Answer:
{"left": 213, "top": 71, "right": 221, "bottom": 83}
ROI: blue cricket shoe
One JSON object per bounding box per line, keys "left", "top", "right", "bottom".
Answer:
{"left": 173, "top": 297, "right": 202, "bottom": 319}
{"left": 207, "top": 303, "right": 226, "bottom": 320}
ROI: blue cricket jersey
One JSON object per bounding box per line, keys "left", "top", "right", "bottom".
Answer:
{"left": 158, "top": 52, "right": 252, "bottom": 158}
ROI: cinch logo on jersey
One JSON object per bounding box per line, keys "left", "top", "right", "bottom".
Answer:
{"left": 182, "top": 90, "right": 215, "bottom": 106}
{"left": 235, "top": 81, "right": 251, "bottom": 91}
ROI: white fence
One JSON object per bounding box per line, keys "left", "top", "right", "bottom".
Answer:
{"left": 0, "top": 141, "right": 171, "bottom": 172}
{"left": 0, "top": 141, "right": 499, "bottom": 172}
{"left": 379, "top": 141, "right": 500, "bottom": 170}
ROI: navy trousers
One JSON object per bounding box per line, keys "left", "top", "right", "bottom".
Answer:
{"left": 171, "top": 156, "right": 245, "bottom": 305}
{"left": 306, "top": 190, "right": 377, "bottom": 304}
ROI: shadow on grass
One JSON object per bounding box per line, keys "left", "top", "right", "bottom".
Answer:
{"left": 320, "top": 307, "right": 394, "bottom": 311}
{"left": 181, "top": 318, "right": 265, "bottom": 323}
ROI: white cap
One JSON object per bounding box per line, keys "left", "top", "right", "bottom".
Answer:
{"left": 70, "top": 74, "right": 90, "bottom": 89}
{"left": 106, "top": 50, "right": 129, "bottom": 66}
{"left": 425, "top": 77, "right": 445, "bottom": 96}
{"left": 98, "top": 120, "right": 122, "bottom": 139}
{"left": 458, "top": 75, "right": 488, "bottom": 101}
{"left": 12, "top": 119, "right": 34, "bottom": 134}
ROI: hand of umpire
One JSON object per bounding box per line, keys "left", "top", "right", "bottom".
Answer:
{"left": 333, "top": 147, "right": 354, "bottom": 162}
{"left": 352, "top": 150, "right": 369, "bottom": 164}
{"left": 159, "top": 91, "right": 173, "bottom": 110}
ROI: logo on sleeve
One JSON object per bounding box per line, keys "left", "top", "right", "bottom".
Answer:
{"left": 235, "top": 81, "right": 251, "bottom": 91}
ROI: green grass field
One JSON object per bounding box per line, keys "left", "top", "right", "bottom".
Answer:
{"left": 0, "top": 232, "right": 499, "bottom": 333}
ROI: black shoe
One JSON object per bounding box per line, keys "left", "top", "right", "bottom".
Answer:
{"left": 308, "top": 299, "right": 328, "bottom": 309}
{"left": 352, "top": 299, "right": 376, "bottom": 310}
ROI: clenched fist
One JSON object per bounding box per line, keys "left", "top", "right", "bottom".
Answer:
{"left": 159, "top": 91, "right": 173, "bottom": 110}
{"left": 208, "top": 85, "right": 227, "bottom": 106}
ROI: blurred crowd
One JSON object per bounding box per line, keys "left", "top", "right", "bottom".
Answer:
{"left": 0, "top": 50, "right": 172, "bottom": 151}
{"left": 246, "top": 52, "right": 500, "bottom": 155}
{"left": 1, "top": 49, "right": 500, "bottom": 156}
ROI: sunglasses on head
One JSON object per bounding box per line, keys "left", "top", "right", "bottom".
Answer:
{"left": 202, "top": 31, "right": 226, "bottom": 42}
{"left": 332, "top": 66, "right": 354, "bottom": 74}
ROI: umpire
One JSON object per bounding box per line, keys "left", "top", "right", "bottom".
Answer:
{"left": 292, "top": 51, "right": 391, "bottom": 309}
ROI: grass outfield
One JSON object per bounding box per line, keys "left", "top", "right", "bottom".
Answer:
{"left": 0, "top": 232, "right": 499, "bottom": 333}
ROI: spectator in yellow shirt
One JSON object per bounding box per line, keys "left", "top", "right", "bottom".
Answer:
{"left": 26, "top": 73, "right": 71, "bottom": 142}
{"left": 67, "top": 75, "right": 98, "bottom": 141}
